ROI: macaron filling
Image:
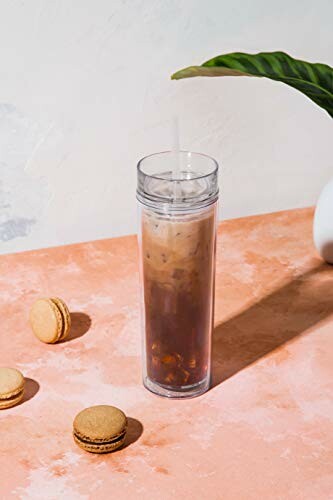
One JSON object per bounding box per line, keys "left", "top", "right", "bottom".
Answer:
{"left": 51, "top": 300, "right": 66, "bottom": 341}
{"left": 51, "top": 298, "right": 70, "bottom": 341}
{"left": 0, "top": 390, "right": 24, "bottom": 402}
{"left": 73, "top": 430, "right": 126, "bottom": 446}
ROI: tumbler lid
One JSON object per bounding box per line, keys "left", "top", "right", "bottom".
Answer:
{"left": 137, "top": 150, "right": 219, "bottom": 211}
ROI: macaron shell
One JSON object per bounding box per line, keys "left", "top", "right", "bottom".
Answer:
{"left": 30, "top": 298, "right": 63, "bottom": 344}
{"left": 0, "top": 367, "right": 25, "bottom": 397}
{"left": 73, "top": 405, "right": 127, "bottom": 443}
{"left": 73, "top": 433, "right": 126, "bottom": 454}
{"left": 51, "top": 298, "right": 71, "bottom": 341}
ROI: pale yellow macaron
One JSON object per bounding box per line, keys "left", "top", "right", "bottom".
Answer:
{"left": 0, "top": 367, "right": 25, "bottom": 409}
{"left": 29, "top": 297, "right": 71, "bottom": 344}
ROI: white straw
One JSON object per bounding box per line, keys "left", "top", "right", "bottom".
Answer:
{"left": 172, "top": 116, "right": 181, "bottom": 199}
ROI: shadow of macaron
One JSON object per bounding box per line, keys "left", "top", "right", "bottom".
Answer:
{"left": 18, "top": 378, "right": 40, "bottom": 406}
{"left": 60, "top": 312, "right": 92, "bottom": 343}
{"left": 122, "top": 417, "right": 144, "bottom": 449}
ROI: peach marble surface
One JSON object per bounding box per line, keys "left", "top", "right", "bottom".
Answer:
{"left": 0, "top": 207, "right": 332, "bottom": 500}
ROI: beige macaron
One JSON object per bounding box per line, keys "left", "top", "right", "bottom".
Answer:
{"left": 73, "top": 405, "right": 127, "bottom": 453}
{"left": 29, "top": 297, "right": 71, "bottom": 344}
{"left": 0, "top": 367, "right": 25, "bottom": 409}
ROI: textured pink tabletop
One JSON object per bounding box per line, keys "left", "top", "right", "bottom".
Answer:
{"left": 0, "top": 207, "right": 333, "bottom": 499}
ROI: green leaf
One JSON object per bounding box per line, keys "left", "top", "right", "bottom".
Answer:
{"left": 172, "top": 51, "right": 333, "bottom": 118}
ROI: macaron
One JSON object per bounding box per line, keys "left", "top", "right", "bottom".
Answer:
{"left": 0, "top": 367, "right": 25, "bottom": 409}
{"left": 29, "top": 297, "right": 71, "bottom": 344}
{"left": 73, "top": 405, "right": 127, "bottom": 454}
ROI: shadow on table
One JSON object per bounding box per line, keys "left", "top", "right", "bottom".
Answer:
{"left": 62, "top": 312, "right": 92, "bottom": 342}
{"left": 18, "top": 378, "right": 40, "bottom": 406}
{"left": 321, "top": 242, "right": 333, "bottom": 264}
{"left": 122, "top": 417, "right": 144, "bottom": 449}
{"left": 212, "top": 262, "right": 333, "bottom": 388}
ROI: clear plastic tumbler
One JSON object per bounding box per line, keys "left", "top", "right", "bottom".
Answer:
{"left": 137, "top": 151, "right": 219, "bottom": 398}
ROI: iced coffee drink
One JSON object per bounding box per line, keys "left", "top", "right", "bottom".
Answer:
{"left": 137, "top": 151, "right": 219, "bottom": 398}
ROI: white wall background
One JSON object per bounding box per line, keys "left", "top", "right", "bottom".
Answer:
{"left": 1, "top": 0, "right": 332, "bottom": 254}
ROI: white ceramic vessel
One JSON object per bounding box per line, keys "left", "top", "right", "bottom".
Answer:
{"left": 313, "top": 177, "right": 333, "bottom": 264}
